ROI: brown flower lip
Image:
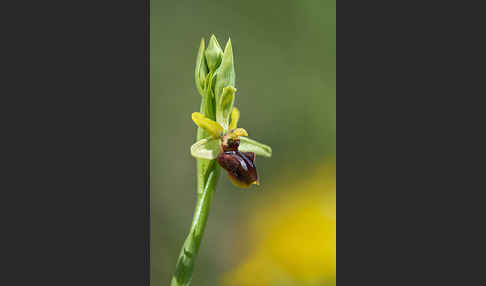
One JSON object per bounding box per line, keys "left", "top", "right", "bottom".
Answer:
{"left": 217, "top": 138, "right": 259, "bottom": 188}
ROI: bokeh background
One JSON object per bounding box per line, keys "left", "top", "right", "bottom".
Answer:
{"left": 151, "top": 0, "right": 335, "bottom": 285}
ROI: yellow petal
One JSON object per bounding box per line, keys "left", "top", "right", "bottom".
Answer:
{"left": 231, "top": 128, "right": 248, "bottom": 138}
{"left": 191, "top": 112, "right": 223, "bottom": 138}
{"left": 229, "top": 107, "right": 240, "bottom": 130}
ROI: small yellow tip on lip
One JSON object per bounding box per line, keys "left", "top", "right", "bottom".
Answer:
{"left": 231, "top": 128, "right": 248, "bottom": 137}
{"left": 252, "top": 181, "right": 260, "bottom": 186}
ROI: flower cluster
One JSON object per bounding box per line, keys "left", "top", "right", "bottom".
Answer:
{"left": 190, "top": 35, "right": 271, "bottom": 188}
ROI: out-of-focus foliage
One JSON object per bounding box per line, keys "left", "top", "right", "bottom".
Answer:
{"left": 151, "top": 0, "right": 335, "bottom": 285}
{"left": 221, "top": 164, "right": 336, "bottom": 286}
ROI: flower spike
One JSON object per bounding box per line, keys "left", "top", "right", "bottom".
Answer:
{"left": 189, "top": 36, "right": 272, "bottom": 188}
{"left": 173, "top": 36, "right": 274, "bottom": 286}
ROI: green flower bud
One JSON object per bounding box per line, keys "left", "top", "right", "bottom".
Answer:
{"left": 205, "top": 35, "right": 223, "bottom": 72}
{"left": 195, "top": 38, "right": 208, "bottom": 96}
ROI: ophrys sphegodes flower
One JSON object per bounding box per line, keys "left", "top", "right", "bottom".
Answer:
{"left": 191, "top": 107, "right": 271, "bottom": 188}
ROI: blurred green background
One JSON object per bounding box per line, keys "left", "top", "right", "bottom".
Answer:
{"left": 151, "top": 0, "right": 335, "bottom": 285}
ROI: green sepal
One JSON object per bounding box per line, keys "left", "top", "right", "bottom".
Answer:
{"left": 239, "top": 137, "right": 272, "bottom": 158}
{"left": 191, "top": 138, "right": 220, "bottom": 160}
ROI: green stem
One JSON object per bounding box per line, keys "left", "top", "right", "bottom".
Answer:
{"left": 170, "top": 72, "right": 218, "bottom": 286}
{"left": 170, "top": 163, "right": 219, "bottom": 286}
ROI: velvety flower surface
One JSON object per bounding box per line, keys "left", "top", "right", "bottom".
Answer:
{"left": 217, "top": 133, "right": 259, "bottom": 188}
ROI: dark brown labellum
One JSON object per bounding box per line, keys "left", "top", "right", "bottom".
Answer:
{"left": 217, "top": 150, "right": 258, "bottom": 188}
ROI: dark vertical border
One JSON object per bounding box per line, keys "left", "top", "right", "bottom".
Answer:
{"left": 336, "top": 0, "right": 483, "bottom": 285}
{"left": 3, "top": 0, "right": 150, "bottom": 285}
{"left": 145, "top": 0, "right": 150, "bottom": 284}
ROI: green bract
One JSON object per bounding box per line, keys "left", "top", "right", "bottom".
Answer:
{"left": 195, "top": 39, "right": 208, "bottom": 97}
{"left": 214, "top": 39, "right": 235, "bottom": 106}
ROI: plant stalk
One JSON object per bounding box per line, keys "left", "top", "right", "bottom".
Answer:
{"left": 169, "top": 163, "right": 219, "bottom": 286}
{"left": 170, "top": 75, "right": 219, "bottom": 286}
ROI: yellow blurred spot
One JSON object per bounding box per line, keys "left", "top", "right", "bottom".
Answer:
{"left": 221, "top": 163, "right": 336, "bottom": 286}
